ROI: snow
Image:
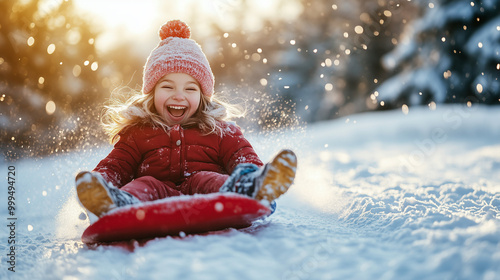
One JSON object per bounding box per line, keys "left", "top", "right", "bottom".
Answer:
{"left": 1, "top": 105, "right": 500, "bottom": 279}
{"left": 376, "top": 66, "right": 449, "bottom": 105}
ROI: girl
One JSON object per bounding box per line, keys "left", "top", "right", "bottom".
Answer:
{"left": 75, "top": 20, "right": 297, "bottom": 218}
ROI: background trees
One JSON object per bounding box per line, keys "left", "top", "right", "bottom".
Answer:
{"left": 2, "top": 0, "right": 498, "bottom": 159}
{"left": 0, "top": 0, "right": 105, "bottom": 158}
{"left": 376, "top": 0, "right": 500, "bottom": 109}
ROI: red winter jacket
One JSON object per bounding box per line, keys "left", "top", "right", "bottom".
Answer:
{"left": 93, "top": 122, "right": 263, "bottom": 188}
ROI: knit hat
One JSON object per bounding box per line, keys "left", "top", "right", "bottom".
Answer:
{"left": 142, "top": 20, "right": 214, "bottom": 97}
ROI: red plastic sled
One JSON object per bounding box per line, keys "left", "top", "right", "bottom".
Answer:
{"left": 81, "top": 193, "right": 271, "bottom": 244}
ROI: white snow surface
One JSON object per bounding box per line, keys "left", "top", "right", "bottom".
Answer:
{"left": 1, "top": 105, "right": 500, "bottom": 280}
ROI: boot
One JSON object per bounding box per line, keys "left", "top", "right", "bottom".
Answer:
{"left": 76, "top": 171, "right": 140, "bottom": 217}
{"left": 220, "top": 149, "right": 297, "bottom": 203}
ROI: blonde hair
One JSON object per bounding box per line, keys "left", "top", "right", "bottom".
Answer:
{"left": 101, "top": 87, "right": 243, "bottom": 144}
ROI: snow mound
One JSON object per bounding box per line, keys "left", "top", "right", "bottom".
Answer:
{"left": 1, "top": 105, "right": 499, "bottom": 279}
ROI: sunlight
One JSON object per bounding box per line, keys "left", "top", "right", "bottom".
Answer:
{"left": 290, "top": 158, "right": 347, "bottom": 214}
{"left": 73, "top": 0, "right": 162, "bottom": 52}
{"left": 74, "top": 0, "right": 158, "bottom": 33}
{"left": 72, "top": 0, "right": 302, "bottom": 52}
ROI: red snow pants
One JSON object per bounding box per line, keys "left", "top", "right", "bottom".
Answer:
{"left": 120, "top": 171, "right": 228, "bottom": 202}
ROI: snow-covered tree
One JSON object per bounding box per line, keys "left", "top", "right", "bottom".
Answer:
{"left": 376, "top": 0, "right": 500, "bottom": 109}
{"left": 206, "top": 0, "right": 418, "bottom": 123}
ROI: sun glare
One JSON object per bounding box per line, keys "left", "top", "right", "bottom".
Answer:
{"left": 73, "top": 0, "right": 162, "bottom": 52}
{"left": 72, "top": 0, "right": 302, "bottom": 53}
{"left": 74, "top": 0, "right": 158, "bottom": 33}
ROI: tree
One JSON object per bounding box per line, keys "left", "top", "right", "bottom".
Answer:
{"left": 376, "top": 0, "right": 500, "bottom": 109}
{"left": 0, "top": 0, "right": 106, "bottom": 159}
{"left": 201, "top": 0, "right": 419, "bottom": 125}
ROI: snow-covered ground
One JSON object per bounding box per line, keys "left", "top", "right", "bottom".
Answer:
{"left": 1, "top": 105, "right": 499, "bottom": 280}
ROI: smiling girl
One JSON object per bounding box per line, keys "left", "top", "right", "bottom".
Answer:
{"left": 75, "top": 20, "right": 297, "bottom": 218}
{"left": 155, "top": 73, "right": 201, "bottom": 124}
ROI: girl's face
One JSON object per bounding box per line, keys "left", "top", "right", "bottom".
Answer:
{"left": 154, "top": 73, "right": 202, "bottom": 125}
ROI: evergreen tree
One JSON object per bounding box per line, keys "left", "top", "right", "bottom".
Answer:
{"left": 376, "top": 0, "right": 500, "bottom": 109}
{"left": 207, "top": 0, "right": 417, "bottom": 123}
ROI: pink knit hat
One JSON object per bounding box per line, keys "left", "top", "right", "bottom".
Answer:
{"left": 142, "top": 20, "right": 214, "bottom": 97}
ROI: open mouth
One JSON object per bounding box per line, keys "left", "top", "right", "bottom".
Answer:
{"left": 167, "top": 105, "right": 187, "bottom": 118}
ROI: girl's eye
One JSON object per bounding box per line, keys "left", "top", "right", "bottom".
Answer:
{"left": 186, "top": 88, "right": 198, "bottom": 91}
{"left": 162, "top": 85, "right": 173, "bottom": 89}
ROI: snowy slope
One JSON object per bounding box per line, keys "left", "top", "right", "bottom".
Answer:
{"left": 1, "top": 105, "right": 499, "bottom": 280}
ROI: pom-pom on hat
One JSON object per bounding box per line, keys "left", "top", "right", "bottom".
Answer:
{"left": 142, "top": 20, "right": 214, "bottom": 97}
